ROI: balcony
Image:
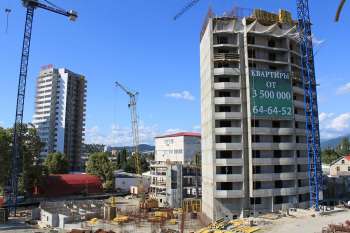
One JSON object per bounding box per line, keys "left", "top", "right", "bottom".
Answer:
{"left": 216, "top": 174, "right": 244, "bottom": 182}
{"left": 214, "top": 53, "right": 240, "bottom": 61}
{"left": 215, "top": 127, "right": 242, "bottom": 135}
{"left": 214, "top": 97, "right": 241, "bottom": 105}
{"left": 216, "top": 158, "right": 244, "bottom": 166}
{"left": 214, "top": 67, "right": 240, "bottom": 76}
{"left": 213, "top": 43, "right": 238, "bottom": 48}
{"left": 216, "top": 143, "right": 242, "bottom": 150}
{"left": 253, "top": 158, "right": 296, "bottom": 166}
{"left": 293, "top": 86, "right": 304, "bottom": 95}
{"left": 248, "top": 57, "right": 289, "bottom": 65}
{"left": 214, "top": 82, "right": 240, "bottom": 90}
{"left": 294, "top": 100, "right": 305, "bottom": 108}
{"left": 295, "top": 114, "right": 306, "bottom": 122}
{"left": 252, "top": 127, "right": 295, "bottom": 135}
{"left": 253, "top": 187, "right": 297, "bottom": 197}
{"left": 215, "top": 112, "right": 242, "bottom": 120}
{"left": 215, "top": 190, "right": 244, "bottom": 198}
{"left": 253, "top": 172, "right": 296, "bottom": 181}
{"left": 252, "top": 143, "right": 307, "bottom": 150}
{"left": 248, "top": 44, "right": 288, "bottom": 52}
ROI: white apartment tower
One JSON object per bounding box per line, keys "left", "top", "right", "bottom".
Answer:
{"left": 33, "top": 65, "right": 86, "bottom": 171}
{"left": 200, "top": 9, "right": 320, "bottom": 221}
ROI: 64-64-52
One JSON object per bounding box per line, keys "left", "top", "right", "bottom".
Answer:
{"left": 252, "top": 106, "right": 292, "bottom": 116}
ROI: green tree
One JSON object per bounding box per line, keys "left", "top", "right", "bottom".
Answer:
{"left": 86, "top": 152, "right": 114, "bottom": 190}
{"left": 321, "top": 148, "right": 341, "bottom": 165}
{"left": 0, "top": 127, "right": 11, "bottom": 195}
{"left": 336, "top": 137, "right": 350, "bottom": 156}
{"left": 0, "top": 124, "right": 45, "bottom": 196}
{"left": 44, "top": 152, "right": 69, "bottom": 174}
{"left": 18, "top": 124, "right": 45, "bottom": 195}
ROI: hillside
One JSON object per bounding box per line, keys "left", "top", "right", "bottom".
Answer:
{"left": 321, "top": 135, "right": 350, "bottom": 149}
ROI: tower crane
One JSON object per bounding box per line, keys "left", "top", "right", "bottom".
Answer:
{"left": 115, "top": 81, "right": 142, "bottom": 175}
{"left": 174, "top": 0, "right": 322, "bottom": 210}
{"left": 7, "top": 0, "right": 77, "bottom": 215}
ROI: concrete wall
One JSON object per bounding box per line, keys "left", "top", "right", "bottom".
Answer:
{"left": 200, "top": 18, "right": 216, "bottom": 221}
{"left": 40, "top": 209, "right": 59, "bottom": 227}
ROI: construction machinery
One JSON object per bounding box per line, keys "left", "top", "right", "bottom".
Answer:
{"left": 174, "top": 0, "right": 322, "bottom": 211}
{"left": 6, "top": 0, "right": 77, "bottom": 215}
{"left": 115, "top": 81, "right": 141, "bottom": 175}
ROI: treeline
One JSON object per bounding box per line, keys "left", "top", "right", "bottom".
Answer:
{"left": 85, "top": 150, "right": 151, "bottom": 190}
{"left": 0, "top": 124, "right": 153, "bottom": 196}
{"left": 0, "top": 124, "right": 46, "bottom": 196}
{"left": 321, "top": 137, "right": 350, "bottom": 164}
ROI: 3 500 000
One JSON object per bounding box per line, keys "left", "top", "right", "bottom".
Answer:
{"left": 252, "top": 90, "right": 292, "bottom": 100}
{"left": 252, "top": 106, "right": 292, "bottom": 116}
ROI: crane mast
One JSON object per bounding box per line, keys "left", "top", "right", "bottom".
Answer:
{"left": 296, "top": 0, "right": 322, "bottom": 210}
{"left": 7, "top": 0, "right": 77, "bottom": 215}
{"left": 115, "top": 81, "right": 141, "bottom": 175}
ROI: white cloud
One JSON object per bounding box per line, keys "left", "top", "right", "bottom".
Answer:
{"left": 85, "top": 123, "right": 159, "bottom": 146}
{"left": 319, "top": 112, "right": 334, "bottom": 124}
{"left": 165, "top": 91, "right": 195, "bottom": 101}
{"left": 0, "top": 121, "right": 3, "bottom": 127}
{"left": 319, "top": 112, "right": 350, "bottom": 139}
{"left": 336, "top": 82, "right": 350, "bottom": 95}
{"left": 164, "top": 128, "right": 186, "bottom": 134}
{"left": 328, "top": 113, "right": 350, "bottom": 132}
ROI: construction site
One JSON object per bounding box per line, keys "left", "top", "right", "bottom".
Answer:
{"left": 1, "top": 0, "right": 349, "bottom": 233}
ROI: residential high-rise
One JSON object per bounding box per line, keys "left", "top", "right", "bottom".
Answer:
{"left": 200, "top": 9, "right": 321, "bottom": 220}
{"left": 33, "top": 65, "right": 86, "bottom": 171}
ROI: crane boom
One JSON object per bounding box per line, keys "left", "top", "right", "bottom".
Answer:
{"left": 8, "top": 0, "right": 77, "bottom": 215}
{"left": 115, "top": 81, "right": 141, "bottom": 175}
{"left": 173, "top": 0, "right": 202, "bottom": 20}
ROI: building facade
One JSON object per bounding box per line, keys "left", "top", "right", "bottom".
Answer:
{"left": 155, "top": 132, "right": 201, "bottom": 163}
{"left": 33, "top": 65, "right": 86, "bottom": 171}
{"left": 200, "top": 9, "right": 319, "bottom": 220}
{"left": 329, "top": 155, "right": 350, "bottom": 177}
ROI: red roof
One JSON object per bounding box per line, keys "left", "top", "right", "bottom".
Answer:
{"left": 155, "top": 132, "right": 201, "bottom": 138}
{"left": 35, "top": 174, "right": 103, "bottom": 197}
{"left": 345, "top": 155, "right": 350, "bottom": 161}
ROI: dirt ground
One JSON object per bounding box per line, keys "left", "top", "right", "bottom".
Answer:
{"left": 259, "top": 208, "right": 350, "bottom": 233}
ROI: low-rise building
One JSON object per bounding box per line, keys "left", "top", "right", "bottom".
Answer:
{"left": 150, "top": 132, "right": 202, "bottom": 208}
{"left": 150, "top": 161, "right": 201, "bottom": 208}
{"left": 330, "top": 155, "right": 350, "bottom": 177}
{"left": 114, "top": 170, "right": 150, "bottom": 193}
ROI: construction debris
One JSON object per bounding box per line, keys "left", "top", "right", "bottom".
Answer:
{"left": 197, "top": 219, "right": 260, "bottom": 233}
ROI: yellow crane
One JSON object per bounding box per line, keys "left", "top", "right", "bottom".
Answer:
{"left": 115, "top": 81, "right": 141, "bottom": 175}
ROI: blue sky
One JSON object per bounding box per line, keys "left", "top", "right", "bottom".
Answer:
{"left": 0, "top": 0, "right": 349, "bottom": 146}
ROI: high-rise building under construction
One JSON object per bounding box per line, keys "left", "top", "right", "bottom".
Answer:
{"left": 33, "top": 65, "right": 86, "bottom": 171}
{"left": 200, "top": 8, "right": 321, "bottom": 221}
